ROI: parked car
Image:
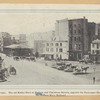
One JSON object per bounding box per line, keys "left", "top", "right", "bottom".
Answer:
{"left": 57, "top": 65, "right": 65, "bottom": 70}
{"left": 64, "top": 67, "right": 73, "bottom": 72}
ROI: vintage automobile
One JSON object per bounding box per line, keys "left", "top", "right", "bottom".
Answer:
{"left": 64, "top": 67, "right": 74, "bottom": 72}
{"left": 65, "top": 63, "right": 72, "bottom": 67}
{"left": 56, "top": 61, "right": 65, "bottom": 66}
{"left": 25, "top": 56, "right": 35, "bottom": 61}
{"left": 57, "top": 65, "right": 66, "bottom": 70}
{"left": 13, "top": 56, "right": 20, "bottom": 61}
{"left": 79, "top": 59, "right": 85, "bottom": 63}
{"left": 56, "top": 66, "right": 62, "bottom": 69}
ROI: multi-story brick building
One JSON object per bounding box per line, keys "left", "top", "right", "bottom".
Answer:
{"left": 68, "top": 17, "right": 89, "bottom": 61}
{"left": 1, "top": 32, "right": 12, "bottom": 47}
{"left": 34, "top": 40, "right": 44, "bottom": 55}
{"left": 19, "top": 34, "right": 27, "bottom": 43}
{"left": 97, "top": 23, "right": 100, "bottom": 39}
{"left": 0, "top": 32, "right": 12, "bottom": 52}
{"left": 0, "top": 33, "right": 3, "bottom": 52}
{"left": 91, "top": 39, "right": 100, "bottom": 62}
{"left": 55, "top": 17, "right": 97, "bottom": 61}
{"left": 88, "top": 22, "right": 97, "bottom": 52}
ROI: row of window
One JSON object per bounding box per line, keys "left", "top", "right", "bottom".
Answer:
{"left": 70, "top": 37, "right": 81, "bottom": 42}
{"left": 69, "top": 23, "right": 81, "bottom": 28}
{"left": 69, "top": 44, "right": 81, "bottom": 50}
{"left": 74, "top": 23, "right": 81, "bottom": 28}
{"left": 92, "top": 44, "right": 99, "bottom": 49}
{"left": 74, "top": 30, "right": 81, "bottom": 34}
{"left": 46, "top": 43, "right": 62, "bottom": 46}
{"left": 92, "top": 50, "right": 99, "bottom": 54}
{"left": 77, "top": 44, "right": 81, "bottom": 50}
{"left": 46, "top": 48, "right": 63, "bottom": 52}
{"left": 70, "top": 29, "right": 81, "bottom": 34}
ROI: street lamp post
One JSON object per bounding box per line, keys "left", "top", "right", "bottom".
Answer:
{"left": 93, "top": 66, "right": 96, "bottom": 84}
{"left": 74, "top": 44, "right": 77, "bottom": 60}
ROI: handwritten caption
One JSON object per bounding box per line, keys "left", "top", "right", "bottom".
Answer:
{"left": 0, "top": 90, "right": 100, "bottom": 96}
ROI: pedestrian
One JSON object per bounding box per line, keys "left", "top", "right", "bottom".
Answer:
{"left": 0, "top": 56, "right": 2, "bottom": 60}
{"left": 0, "top": 63, "right": 2, "bottom": 70}
{"left": 93, "top": 76, "right": 95, "bottom": 84}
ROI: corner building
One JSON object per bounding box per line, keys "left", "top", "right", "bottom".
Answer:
{"left": 55, "top": 17, "right": 96, "bottom": 61}
{"left": 68, "top": 17, "right": 89, "bottom": 61}
{"left": 42, "top": 41, "right": 69, "bottom": 60}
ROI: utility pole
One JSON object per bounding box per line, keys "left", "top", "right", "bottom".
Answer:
{"left": 93, "top": 66, "right": 96, "bottom": 84}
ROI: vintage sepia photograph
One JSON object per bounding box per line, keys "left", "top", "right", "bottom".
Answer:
{"left": 0, "top": 4, "right": 99, "bottom": 85}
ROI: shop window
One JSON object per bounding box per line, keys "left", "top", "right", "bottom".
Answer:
{"left": 51, "top": 48, "right": 53, "bottom": 52}
{"left": 74, "top": 24, "right": 76, "bottom": 27}
{"left": 51, "top": 43, "right": 53, "bottom": 46}
{"left": 92, "top": 44, "right": 94, "bottom": 48}
{"left": 70, "top": 37, "right": 72, "bottom": 42}
{"left": 96, "top": 50, "right": 99, "bottom": 54}
{"left": 78, "top": 24, "right": 81, "bottom": 28}
{"left": 69, "top": 44, "right": 72, "bottom": 50}
{"left": 92, "top": 50, "right": 94, "bottom": 54}
{"left": 78, "top": 37, "right": 81, "bottom": 41}
{"left": 78, "top": 44, "right": 81, "bottom": 50}
{"left": 97, "top": 44, "right": 99, "bottom": 49}
{"left": 78, "top": 30, "right": 81, "bottom": 34}
{"left": 55, "top": 43, "right": 59, "bottom": 46}
{"left": 60, "top": 43, "right": 62, "bottom": 46}
{"left": 59, "top": 48, "right": 63, "bottom": 52}
{"left": 47, "top": 43, "right": 49, "bottom": 46}
{"left": 78, "top": 53, "right": 81, "bottom": 59}
{"left": 56, "top": 54, "right": 58, "bottom": 57}
{"left": 74, "top": 30, "right": 76, "bottom": 34}
{"left": 46, "top": 48, "right": 49, "bottom": 52}
{"left": 56, "top": 48, "right": 58, "bottom": 52}
{"left": 74, "top": 37, "right": 76, "bottom": 41}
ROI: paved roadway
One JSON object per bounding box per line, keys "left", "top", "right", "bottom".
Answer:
{"left": 0, "top": 57, "right": 92, "bottom": 85}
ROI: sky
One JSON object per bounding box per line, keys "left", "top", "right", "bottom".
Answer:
{"left": 0, "top": 4, "right": 100, "bottom": 35}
